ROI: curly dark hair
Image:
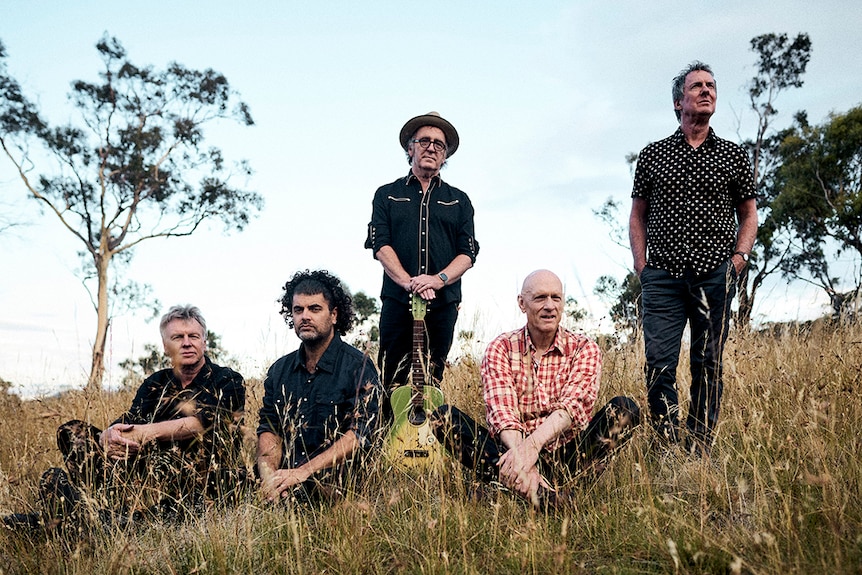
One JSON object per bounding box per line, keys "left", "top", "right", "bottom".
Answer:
{"left": 279, "top": 269, "right": 355, "bottom": 335}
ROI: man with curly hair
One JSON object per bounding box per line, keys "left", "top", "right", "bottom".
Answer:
{"left": 257, "top": 270, "right": 382, "bottom": 502}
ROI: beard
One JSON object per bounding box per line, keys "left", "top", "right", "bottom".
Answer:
{"left": 296, "top": 323, "right": 331, "bottom": 346}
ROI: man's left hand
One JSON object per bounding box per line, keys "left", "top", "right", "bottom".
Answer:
{"left": 408, "top": 274, "right": 445, "bottom": 300}
{"left": 100, "top": 423, "right": 143, "bottom": 461}
{"left": 731, "top": 253, "right": 747, "bottom": 275}
{"left": 262, "top": 468, "right": 312, "bottom": 502}
{"left": 498, "top": 436, "right": 541, "bottom": 489}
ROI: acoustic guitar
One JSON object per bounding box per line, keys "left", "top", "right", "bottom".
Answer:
{"left": 386, "top": 295, "right": 445, "bottom": 470}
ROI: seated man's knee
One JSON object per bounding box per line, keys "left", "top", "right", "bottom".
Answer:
{"left": 609, "top": 396, "right": 641, "bottom": 427}
{"left": 605, "top": 396, "right": 641, "bottom": 447}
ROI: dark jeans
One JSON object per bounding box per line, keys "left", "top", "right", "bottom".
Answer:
{"left": 378, "top": 297, "right": 458, "bottom": 393}
{"left": 430, "top": 397, "right": 640, "bottom": 486}
{"left": 640, "top": 261, "right": 736, "bottom": 450}
{"left": 42, "top": 420, "right": 246, "bottom": 519}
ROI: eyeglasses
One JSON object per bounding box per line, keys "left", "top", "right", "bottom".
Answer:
{"left": 411, "top": 138, "right": 447, "bottom": 153}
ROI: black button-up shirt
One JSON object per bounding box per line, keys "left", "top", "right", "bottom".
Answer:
{"left": 632, "top": 128, "right": 755, "bottom": 277}
{"left": 113, "top": 356, "right": 245, "bottom": 465}
{"left": 365, "top": 173, "right": 479, "bottom": 306}
{"left": 256, "top": 335, "right": 382, "bottom": 468}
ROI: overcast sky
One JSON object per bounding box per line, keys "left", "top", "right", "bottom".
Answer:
{"left": 2, "top": 1, "right": 861, "bottom": 396}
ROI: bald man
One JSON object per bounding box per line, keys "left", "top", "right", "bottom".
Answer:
{"left": 431, "top": 270, "right": 640, "bottom": 508}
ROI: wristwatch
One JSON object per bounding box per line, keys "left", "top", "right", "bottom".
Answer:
{"left": 438, "top": 272, "right": 449, "bottom": 285}
{"left": 733, "top": 251, "right": 750, "bottom": 262}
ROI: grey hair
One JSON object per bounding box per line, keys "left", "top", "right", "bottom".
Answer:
{"left": 159, "top": 304, "right": 206, "bottom": 339}
{"left": 672, "top": 61, "right": 714, "bottom": 121}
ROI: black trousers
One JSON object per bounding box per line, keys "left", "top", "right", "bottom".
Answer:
{"left": 640, "top": 261, "right": 736, "bottom": 450}
{"left": 430, "top": 397, "right": 640, "bottom": 486}
{"left": 378, "top": 297, "right": 459, "bottom": 392}
{"left": 42, "top": 419, "right": 244, "bottom": 518}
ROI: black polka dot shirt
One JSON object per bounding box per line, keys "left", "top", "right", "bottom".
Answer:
{"left": 632, "top": 127, "right": 755, "bottom": 278}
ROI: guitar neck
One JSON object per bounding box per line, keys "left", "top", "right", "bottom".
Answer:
{"left": 411, "top": 318, "right": 426, "bottom": 403}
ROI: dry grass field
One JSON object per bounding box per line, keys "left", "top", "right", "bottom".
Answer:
{"left": 1, "top": 322, "right": 860, "bottom": 574}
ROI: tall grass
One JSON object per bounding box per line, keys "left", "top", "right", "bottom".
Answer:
{"left": 1, "top": 322, "right": 861, "bottom": 574}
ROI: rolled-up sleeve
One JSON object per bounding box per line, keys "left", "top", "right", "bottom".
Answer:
{"left": 365, "top": 186, "right": 391, "bottom": 254}
{"left": 546, "top": 339, "right": 601, "bottom": 431}
{"left": 456, "top": 195, "right": 479, "bottom": 263}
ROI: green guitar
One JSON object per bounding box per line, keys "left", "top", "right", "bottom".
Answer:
{"left": 386, "top": 295, "right": 445, "bottom": 470}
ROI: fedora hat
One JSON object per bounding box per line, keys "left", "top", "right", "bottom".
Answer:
{"left": 399, "top": 111, "right": 459, "bottom": 158}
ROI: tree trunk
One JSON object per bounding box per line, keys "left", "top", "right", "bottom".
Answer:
{"left": 86, "top": 251, "right": 111, "bottom": 392}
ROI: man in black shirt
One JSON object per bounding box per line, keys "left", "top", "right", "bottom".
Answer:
{"left": 365, "top": 112, "right": 479, "bottom": 401}
{"left": 36, "top": 305, "right": 245, "bottom": 525}
{"left": 629, "top": 62, "right": 757, "bottom": 456}
{"left": 256, "top": 270, "right": 382, "bottom": 502}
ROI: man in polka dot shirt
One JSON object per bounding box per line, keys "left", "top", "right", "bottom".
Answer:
{"left": 629, "top": 61, "right": 757, "bottom": 457}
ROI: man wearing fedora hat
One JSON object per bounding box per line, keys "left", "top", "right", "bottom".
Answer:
{"left": 365, "top": 111, "right": 479, "bottom": 406}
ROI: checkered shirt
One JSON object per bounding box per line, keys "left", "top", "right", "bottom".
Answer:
{"left": 482, "top": 325, "right": 602, "bottom": 452}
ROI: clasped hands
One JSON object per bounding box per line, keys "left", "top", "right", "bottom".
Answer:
{"left": 99, "top": 423, "right": 147, "bottom": 461}
{"left": 497, "top": 436, "right": 550, "bottom": 507}
{"left": 405, "top": 273, "right": 445, "bottom": 301}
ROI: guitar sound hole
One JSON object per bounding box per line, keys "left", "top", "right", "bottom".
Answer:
{"left": 408, "top": 408, "right": 427, "bottom": 426}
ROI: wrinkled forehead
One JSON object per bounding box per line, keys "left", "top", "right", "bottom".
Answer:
{"left": 411, "top": 125, "right": 447, "bottom": 143}
{"left": 163, "top": 317, "right": 204, "bottom": 336}
{"left": 685, "top": 69, "right": 715, "bottom": 87}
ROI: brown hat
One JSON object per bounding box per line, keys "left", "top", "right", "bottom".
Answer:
{"left": 399, "top": 111, "right": 459, "bottom": 158}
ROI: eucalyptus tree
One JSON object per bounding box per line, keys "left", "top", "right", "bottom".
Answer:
{"left": 771, "top": 106, "right": 862, "bottom": 319}
{"left": 736, "top": 32, "right": 811, "bottom": 327}
{"left": 0, "top": 36, "right": 262, "bottom": 390}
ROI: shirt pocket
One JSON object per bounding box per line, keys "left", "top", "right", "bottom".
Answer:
{"left": 434, "top": 199, "right": 463, "bottom": 227}
{"left": 314, "top": 389, "right": 354, "bottom": 435}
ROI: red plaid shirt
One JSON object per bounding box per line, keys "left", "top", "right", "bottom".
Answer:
{"left": 482, "top": 325, "right": 602, "bottom": 452}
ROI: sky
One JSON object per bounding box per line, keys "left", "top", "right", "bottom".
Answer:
{"left": 1, "top": 1, "right": 861, "bottom": 397}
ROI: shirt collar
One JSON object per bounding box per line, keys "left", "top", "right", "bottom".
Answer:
{"left": 672, "top": 126, "right": 717, "bottom": 148}
{"left": 406, "top": 171, "right": 442, "bottom": 188}
{"left": 168, "top": 356, "right": 213, "bottom": 389}
{"left": 522, "top": 325, "right": 564, "bottom": 356}
{"left": 291, "top": 334, "right": 343, "bottom": 374}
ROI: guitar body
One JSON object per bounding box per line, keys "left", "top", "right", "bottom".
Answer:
{"left": 386, "top": 384, "right": 445, "bottom": 469}
{"left": 385, "top": 295, "right": 447, "bottom": 471}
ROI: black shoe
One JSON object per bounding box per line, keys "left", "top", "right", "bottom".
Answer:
{"left": 682, "top": 436, "right": 711, "bottom": 459}
{"left": 2, "top": 512, "right": 41, "bottom": 532}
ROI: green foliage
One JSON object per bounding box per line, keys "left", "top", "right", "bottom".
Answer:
{"left": 352, "top": 291, "right": 379, "bottom": 323}
{"left": 0, "top": 34, "right": 263, "bottom": 389}
{"left": 564, "top": 295, "right": 587, "bottom": 327}
{"left": 350, "top": 291, "right": 380, "bottom": 350}
{"left": 770, "top": 106, "right": 862, "bottom": 318}
{"left": 736, "top": 32, "right": 812, "bottom": 328}
{"left": 594, "top": 272, "right": 642, "bottom": 339}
